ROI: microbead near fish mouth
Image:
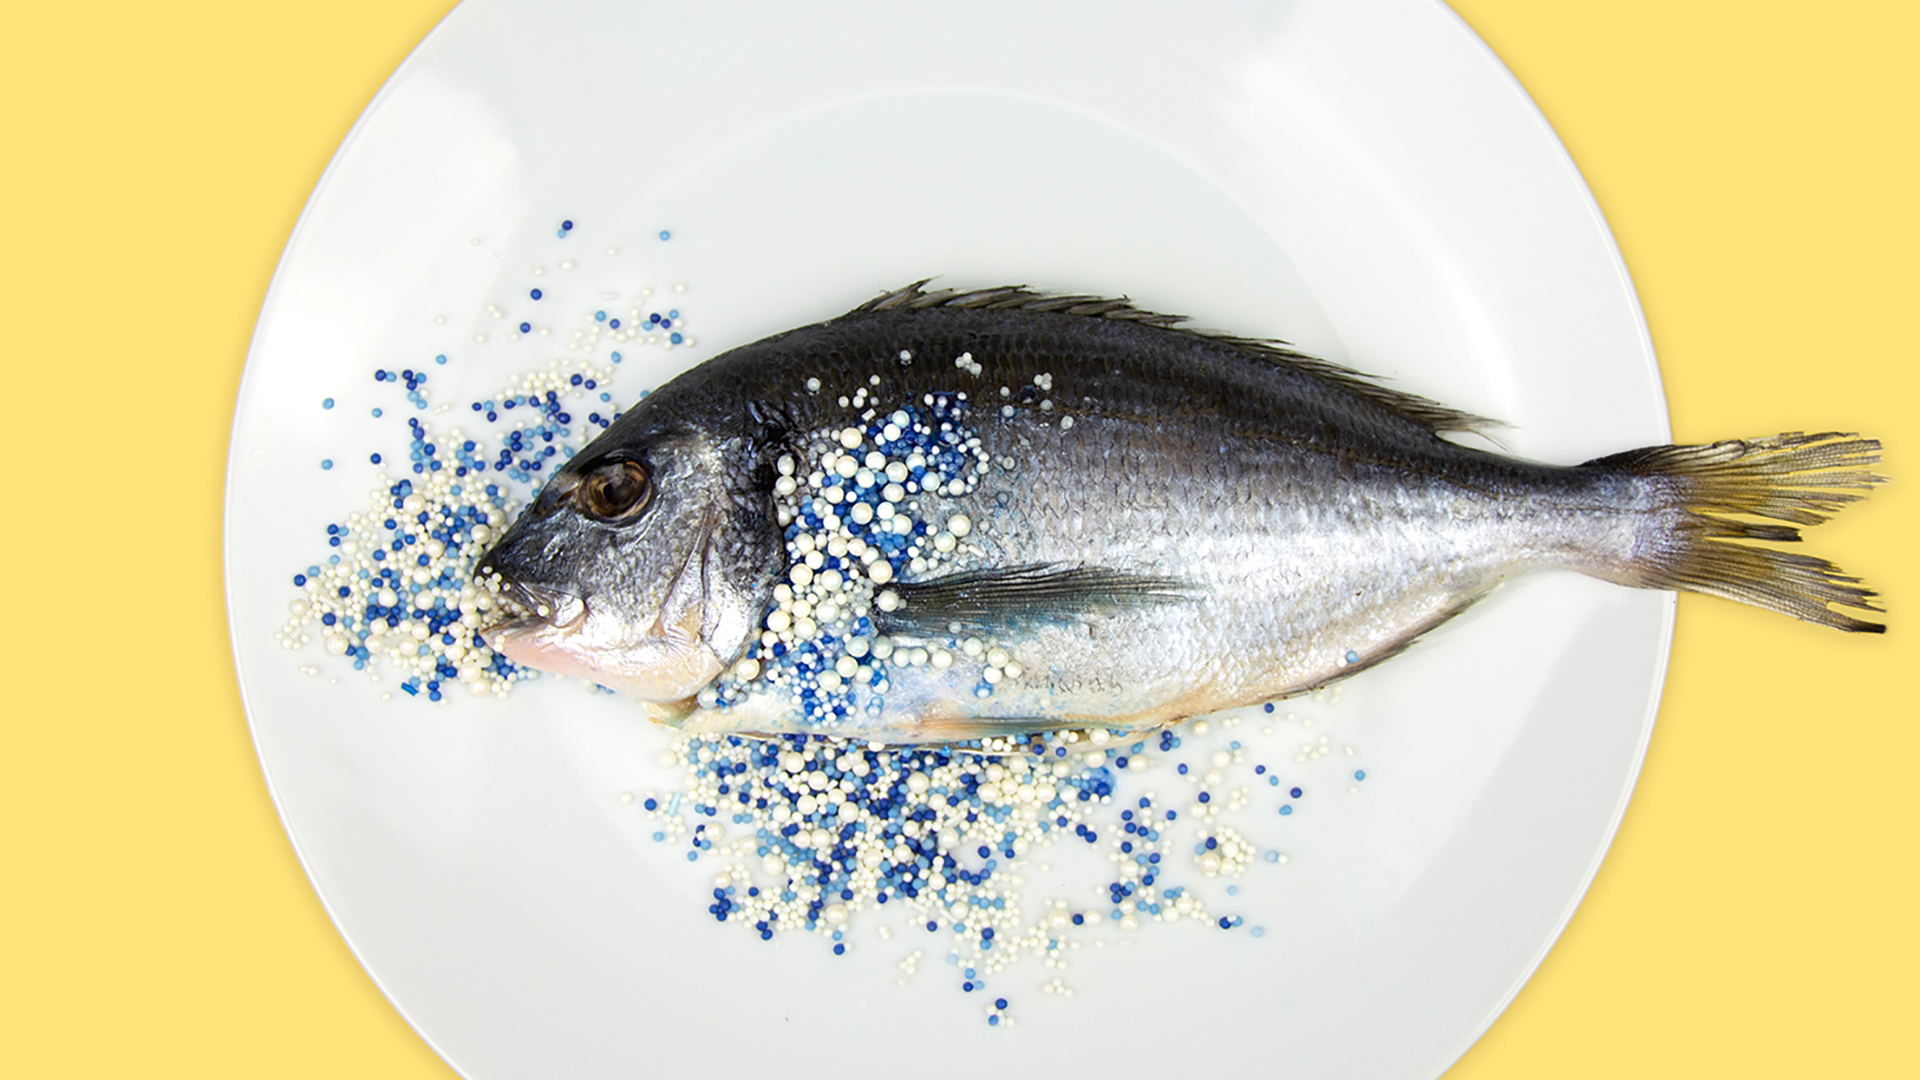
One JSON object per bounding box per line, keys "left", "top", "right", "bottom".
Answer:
{"left": 491, "top": 579, "right": 585, "bottom": 630}
{"left": 470, "top": 564, "right": 566, "bottom": 632}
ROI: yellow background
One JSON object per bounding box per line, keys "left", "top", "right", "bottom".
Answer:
{"left": 3, "top": 1, "right": 1912, "bottom": 1075}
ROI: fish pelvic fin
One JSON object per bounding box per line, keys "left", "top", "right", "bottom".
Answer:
{"left": 873, "top": 563, "right": 1201, "bottom": 638}
{"left": 1592, "top": 432, "right": 1886, "bottom": 632}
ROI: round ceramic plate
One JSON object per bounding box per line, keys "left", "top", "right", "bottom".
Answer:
{"left": 225, "top": 1, "right": 1671, "bottom": 1077}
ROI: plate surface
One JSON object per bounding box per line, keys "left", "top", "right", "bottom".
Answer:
{"left": 225, "top": 1, "right": 1671, "bottom": 1076}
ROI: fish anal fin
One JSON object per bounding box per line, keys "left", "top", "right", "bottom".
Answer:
{"left": 1278, "top": 582, "right": 1503, "bottom": 699}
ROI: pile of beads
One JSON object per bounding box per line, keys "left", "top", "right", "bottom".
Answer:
{"left": 275, "top": 464, "right": 527, "bottom": 700}
{"left": 275, "top": 352, "right": 628, "bottom": 699}
{"left": 279, "top": 216, "right": 686, "bottom": 698}
{"left": 632, "top": 718, "right": 1338, "bottom": 1021}
{"left": 704, "top": 387, "right": 1001, "bottom": 726}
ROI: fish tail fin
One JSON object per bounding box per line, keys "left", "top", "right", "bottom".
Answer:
{"left": 1586, "top": 432, "right": 1885, "bottom": 632}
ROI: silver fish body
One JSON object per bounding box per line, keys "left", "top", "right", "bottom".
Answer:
{"left": 478, "top": 284, "right": 1882, "bottom": 742}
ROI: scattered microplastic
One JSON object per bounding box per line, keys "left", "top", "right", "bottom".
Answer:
{"left": 279, "top": 220, "right": 695, "bottom": 700}
{"left": 639, "top": 723, "right": 1293, "bottom": 1011}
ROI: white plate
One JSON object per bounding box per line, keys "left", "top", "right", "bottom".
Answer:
{"left": 225, "top": 1, "right": 1671, "bottom": 1077}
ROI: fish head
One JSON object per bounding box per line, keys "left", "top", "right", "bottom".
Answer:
{"left": 475, "top": 426, "right": 775, "bottom": 704}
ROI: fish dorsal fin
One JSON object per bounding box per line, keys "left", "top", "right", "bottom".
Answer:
{"left": 847, "top": 281, "right": 1499, "bottom": 436}
{"left": 873, "top": 563, "right": 1201, "bottom": 638}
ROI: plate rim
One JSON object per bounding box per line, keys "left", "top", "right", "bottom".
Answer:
{"left": 222, "top": 1, "right": 1677, "bottom": 1075}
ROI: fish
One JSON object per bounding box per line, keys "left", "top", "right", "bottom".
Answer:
{"left": 475, "top": 283, "right": 1884, "bottom": 743}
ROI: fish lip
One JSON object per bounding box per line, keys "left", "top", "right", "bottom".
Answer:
{"left": 477, "top": 614, "right": 544, "bottom": 649}
{"left": 481, "top": 578, "right": 589, "bottom": 636}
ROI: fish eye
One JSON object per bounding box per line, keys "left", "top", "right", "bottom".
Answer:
{"left": 576, "top": 460, "right": 652, "bottom": 521}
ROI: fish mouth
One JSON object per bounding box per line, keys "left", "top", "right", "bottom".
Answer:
{"left": 479, "top": 578, "right": 589, "bottom": 642}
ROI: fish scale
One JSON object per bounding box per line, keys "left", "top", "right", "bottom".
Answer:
{"left": 476, "top": 283, "right": 1883, "bottom": 743}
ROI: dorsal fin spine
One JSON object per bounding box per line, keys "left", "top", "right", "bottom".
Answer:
{"left": 842, "top": 281, "right": 1499, "bottom": 436}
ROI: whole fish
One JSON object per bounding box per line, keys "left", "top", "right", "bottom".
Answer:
{"left": 476, "top": 283, "right": 1883, "bottom": 743}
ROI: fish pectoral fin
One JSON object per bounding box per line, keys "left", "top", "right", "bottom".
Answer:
{"left": 903, "top": 714, "right": 1073, "bottom": 745}
{"left": 874, "top": 563, "right": 1201, "bottom": 637}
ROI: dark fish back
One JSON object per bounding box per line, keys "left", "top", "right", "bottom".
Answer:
{"left": 657, "top": 287, "right": 1499, "bottom": 482}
